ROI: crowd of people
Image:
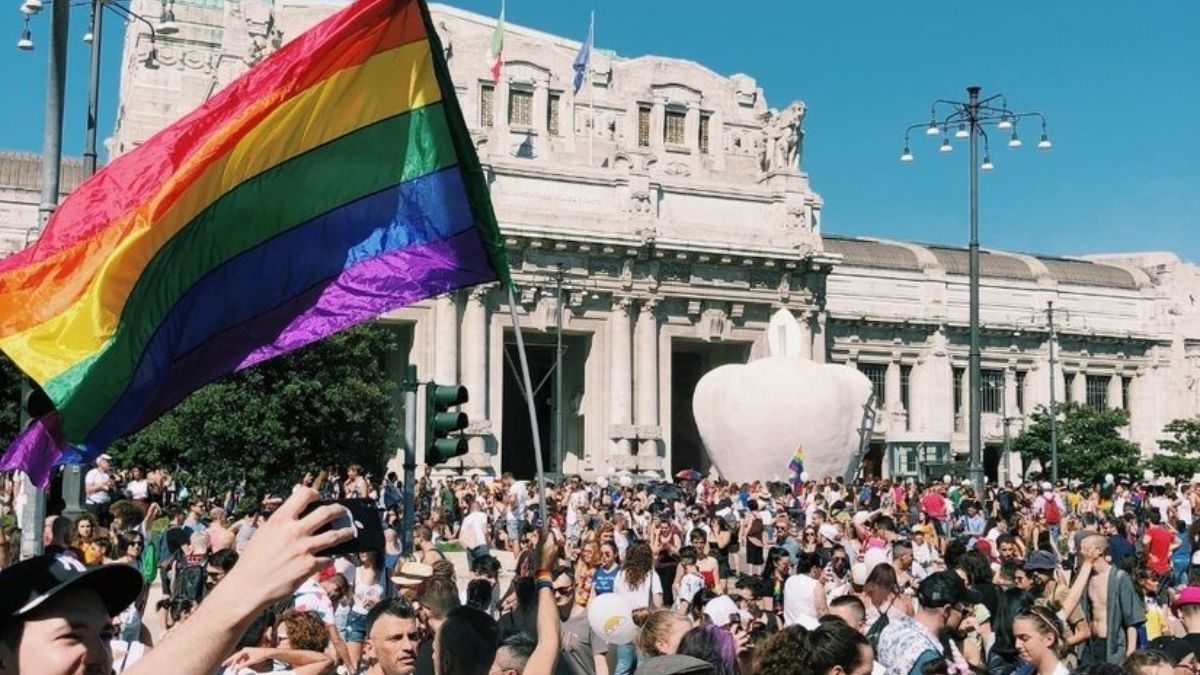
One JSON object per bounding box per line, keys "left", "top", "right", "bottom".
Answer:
{"left": 4, "top": 457, "right": 1200, "bottom": 675}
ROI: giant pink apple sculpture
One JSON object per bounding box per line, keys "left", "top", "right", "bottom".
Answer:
{"left": 692, "top": 311, "right": 873, "bottom": 482}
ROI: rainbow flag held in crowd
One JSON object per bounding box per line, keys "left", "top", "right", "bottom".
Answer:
{"left": 788, "top": 445, "right": 805, "bottom": 478}
{"left": 0, "top": 0, "right": 509, "bottom": 486}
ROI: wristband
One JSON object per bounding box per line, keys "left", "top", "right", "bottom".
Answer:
{"left": 536, "top": 579, "right": 554, "bottom": 591}
{"left": 535, "top": 569, "right": 554, "bottom": 584}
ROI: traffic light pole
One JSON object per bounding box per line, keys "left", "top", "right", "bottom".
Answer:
{"left": 401, "top": 365, "right": 418, "bottom": 556}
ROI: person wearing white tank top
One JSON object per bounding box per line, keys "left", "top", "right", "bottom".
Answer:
{"left": 783, "top": 552, "right": 828, "bottom": 629}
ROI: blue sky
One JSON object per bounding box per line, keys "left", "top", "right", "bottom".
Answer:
{"left": 2, "top": 1, "right": 1197, "bottom": 261}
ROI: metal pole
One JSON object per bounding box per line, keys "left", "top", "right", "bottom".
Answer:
{"left": 401, "top": 365, "right": 417, "bottom": 555}
{"left": 554, "top": 265, "right": 564, "bottom": 478}
{"left": 82, "top": 0, "right": 103, "bottom": 178}
{"left": 966, "top": 85, "right": 984, "bottom": 498}
{"left": 504, "top": 285, "right": 549, "bottom": 528}
{"left": 19, "top": 0, "right": 71, "bottom": 560}
{"left": 1047, "top": 301, "right": 1059, "bottom": 483}
{"left": 1001, "top": 389, "right": 1011, "bottom": 485}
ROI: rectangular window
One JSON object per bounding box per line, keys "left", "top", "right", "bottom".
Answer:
{"left": 981, "top": 369, "right": 1005, "bottom": 414}
{"left": 1122, "top": 376, "right": 1133, "bottom": 411}
{"left": 637, "top": 106, "right": 651, "bottom": 147}
{"left": 479, "top": 84, "right": 494, "bottom": 128}
{"left": 508, "top": 88, "right": 533, "bottom": 127}
{"left": 699, "top": 113, "right": 711, "bottom": 154}
{"left": 1015, "top": 371, "right": 1027, "bottom": 415}
{"left": 859, "top": 363, "right": 887, "bottom": 408}
{"left": 1086, "top": 375, "right": 1109, "bottom": 410}
{"left": 664, "top": 109, "right": 686, "bottom": 146}
{"left": 547, "top": 92, "right": 561, "bottom": 136}
{"left": 900, "top": 365, "right": 912, "bottom": 430}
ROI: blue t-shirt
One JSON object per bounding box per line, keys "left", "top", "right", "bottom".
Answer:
{"left": 592, "top": 566, "right": 620, "bottom": 596}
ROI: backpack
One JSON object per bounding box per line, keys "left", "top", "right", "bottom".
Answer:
{"left": 1044, "top": 498, "right": 1062, "bottom": 525}
{"left": 171, "top": 556, "right": 207, "bottom": 604}
{"left": 866, "top": 596, "right": 895, "bottom": 649}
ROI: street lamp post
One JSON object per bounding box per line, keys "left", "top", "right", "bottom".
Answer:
{"left": 15, "top": 0, "right": 175, "bottom": 549}
{"left": 901, "top": 86, "right": 1051, "bottom": 499}
{"left": 1044, "top": 301, "right": 1060, "bottom": 483}
{"left": 554, "top": 264, "right": 564, "bottom": 477}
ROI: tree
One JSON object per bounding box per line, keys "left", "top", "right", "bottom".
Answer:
{"left": 113, "top": 322, "right": 401, "bottom": 497}
{"left": 1146, "top": 419, "right": 1200, "bottom": 479}
{"left": 1012, "top": 402, "right": 1141, "bottom": 481}
{"left": 0, "top": 352, "right": 19, "bottom": 446}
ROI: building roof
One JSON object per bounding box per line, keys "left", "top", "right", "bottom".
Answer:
{"left": 0, "top": 151, "right": 85, "bottom": 196}
{"left": 823, "top": 234, "right": 1140, "bottom": 290}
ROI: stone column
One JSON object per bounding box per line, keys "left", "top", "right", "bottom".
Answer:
{"left": 1004, "top": 368, "right": 1018, "bottom": 419}
{"left": 532, "top": 80, "right": 549, "bottom": 134}
{"left": 796, "top": 311, "right": 814, "bottom": 361}
{"left": 461, "top": 285, "right": 490, "bottom": 458}
{"left": 1071, "top": 371, "right": 1087, "bottom": 407}
{"left": 811, "top": 312, "right": 827, "bottom": 363}
{"left": 650, "top": 96, "right": 666, "bottom": 151}
{"left": 1108, "top": 374, "right": 1124, "bottom": 410}
{"left": 885, "top": 361, "right": 902, "bottom": 413}
{"left": 685, "top": 102, "right": 699, "bottom": 152}
{"left": 634, "top": 298, "right": 660, "bottom": 458}
{"left": 434, "top": 294, "right": 458, "bottom": 383}
{"left": 609, "top": 297, "right": 634, "bottom": 461}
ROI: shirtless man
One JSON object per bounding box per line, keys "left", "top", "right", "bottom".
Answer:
{"left": 208, "top": 506, "right": 237, "bottom": 552}
{"left": 1063, "top": 534, "right": 1144, "bottom": 665}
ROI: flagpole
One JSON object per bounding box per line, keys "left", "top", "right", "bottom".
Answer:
{"left": 587, "top": 11, "right": 595, "bottom": 168}
{"left": 505, "top": 285, "right": 549, "bottom": 528}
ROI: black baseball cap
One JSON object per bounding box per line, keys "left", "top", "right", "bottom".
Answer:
{"left": 0, "top": 554, "right": 143, "bottom": 627}
{"left": 917, "top": 571, "right": 982, "bottom": 608}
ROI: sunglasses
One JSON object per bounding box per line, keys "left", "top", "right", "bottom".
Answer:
{"left": 552, "top": 586, "right": 576, "bottom": 597}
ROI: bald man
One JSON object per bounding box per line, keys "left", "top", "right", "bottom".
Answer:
{"left": 1063, "top": 534, "right": 1144, "bottom": 666}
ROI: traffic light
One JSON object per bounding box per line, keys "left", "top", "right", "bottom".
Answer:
{"left": 425, "top": 383, "right": 469, "bottom": 466}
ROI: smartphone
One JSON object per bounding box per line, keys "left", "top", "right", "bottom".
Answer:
{"left": 301, "top": 498, "right": 385, "bottom": 557}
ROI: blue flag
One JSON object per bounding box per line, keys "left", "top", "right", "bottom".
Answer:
{"left": 572, "top": 14, "right": 593, "bottom": 93}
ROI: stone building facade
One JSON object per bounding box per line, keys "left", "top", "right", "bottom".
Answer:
{"left": 4, "top": 0, "right": 1200, "bottom": 481}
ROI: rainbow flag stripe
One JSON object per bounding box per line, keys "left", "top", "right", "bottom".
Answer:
{"left": 0, "top": 0, "right": 508, "bottom": 484}
{"left": 788, "top": 446, "right": 804, "bottom": 476}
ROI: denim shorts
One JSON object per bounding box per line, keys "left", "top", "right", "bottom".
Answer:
{"left": 344, "top": 610, "right": 369, "bottom": 643}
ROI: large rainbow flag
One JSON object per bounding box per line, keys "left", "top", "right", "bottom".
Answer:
{"left": 0, "top": 0, "right": 509, "bottom": 485}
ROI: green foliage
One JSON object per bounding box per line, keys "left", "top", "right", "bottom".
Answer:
{"left": 0, "top": 352, "right": 19, "bottom": 447}
{"left": 1012, "top": 402, "right": 1141, "bottom": 481}
{"left": 1146, "top": 419, "right": 1200, "bottom": 478}
{"left": 113, "top": 322, "right": 401, "bottom": 497}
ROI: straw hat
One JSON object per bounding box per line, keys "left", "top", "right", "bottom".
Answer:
{"left": 391, "top": 561, "right": 433, "bottom": 587}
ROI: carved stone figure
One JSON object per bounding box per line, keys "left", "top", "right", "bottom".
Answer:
{"left": 760, "top": 101, "right": 806, "bottom": 172}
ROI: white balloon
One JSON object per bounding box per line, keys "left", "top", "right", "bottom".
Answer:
{"left": 693, "top": 356, "right": 872, "bottom": 483}
{"left": 587, "top": 593, "right": 637, "bottom": 645}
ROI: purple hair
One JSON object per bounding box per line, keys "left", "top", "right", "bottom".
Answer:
{"left": 677, "top": 624, "right": 741, "bottom": 675}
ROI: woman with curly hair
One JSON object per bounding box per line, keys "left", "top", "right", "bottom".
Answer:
{"left": 574, "top": 538, "right": 601, "bottom": 608}
{"left": 753, "top": 619, "right": 873, "bottom": 675}
{"left": 613, "top": 541, "right": 663, "bottom": 675}
{"left": 275, "top": 609, "right": 330, "bottom": 653}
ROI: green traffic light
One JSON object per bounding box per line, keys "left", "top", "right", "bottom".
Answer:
{"left": 425, "top": 382, "right": 470, "bottom": 466}
{"left": 430, "top": 384, "right": 469, "bottom": 409}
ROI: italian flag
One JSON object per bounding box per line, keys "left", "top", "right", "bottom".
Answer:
{"left": 487, "top": 2, "right": 505, "bottom": 82}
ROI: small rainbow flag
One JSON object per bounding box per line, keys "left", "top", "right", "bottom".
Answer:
{"left": 788, "top": 445, "right": 805, "bottom": 477}
{"left": 0, "top": 0, "right": 508, "bottom": 485}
